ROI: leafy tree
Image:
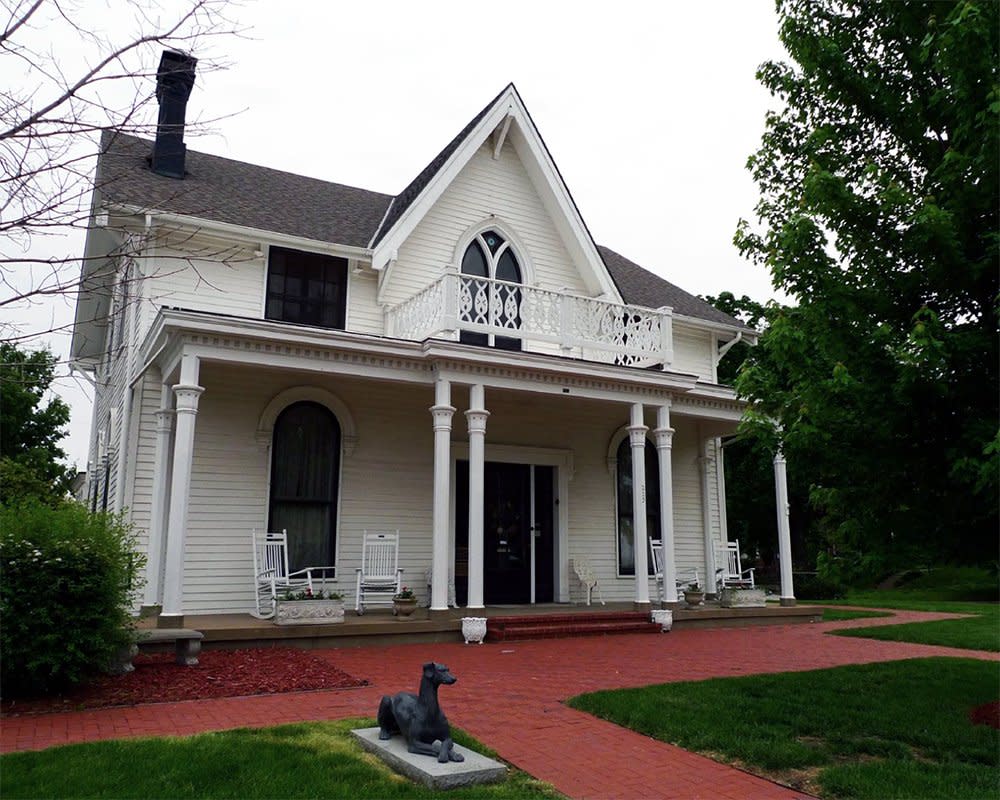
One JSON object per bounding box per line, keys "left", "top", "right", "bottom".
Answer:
{"left": 0, "top": 343, "right": 74, "bottom": 504}
{"left": 734, "top": 0, "right": 998, "bottom": 580}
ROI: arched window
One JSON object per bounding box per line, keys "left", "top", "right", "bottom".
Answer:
{"left": 268, "top": 402, "right": 340, "bottom": 573}
{"left": 616, "top": 437, "right": 661, "bottom": 575}
{"left": 459, "top": 230, "right": 523, "bottom": 351}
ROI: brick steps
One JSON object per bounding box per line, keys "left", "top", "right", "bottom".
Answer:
{"left": 486, "top": 611, "right": 659, "bottom": 642}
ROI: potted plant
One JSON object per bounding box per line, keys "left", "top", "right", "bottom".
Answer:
{"left": 683, "top": 581, "right": 705, "bottom": 608}
{"left": 274, "top": 588, "right": 345, "bottom": 625}
{"left": 393, "top": 586, "right": 419, "bottom": 617}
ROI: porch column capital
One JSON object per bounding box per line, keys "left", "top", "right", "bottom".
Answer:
{"left": 464, "top": 408, "right": 490, "bottom": 432}
{"left": 172, "top": 384, "right": 204, "bottom": 414}
{"left": 652, "top": 426, "right": 674, "bottom": 449}
{"left": 430, "top": 404, "right": 456, "bottom": 430}
{"left": 627, "top": 423, "right": 649, "bottom": 447}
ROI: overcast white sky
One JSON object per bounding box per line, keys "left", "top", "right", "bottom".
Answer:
{"left": 12, "top": 0, "right": 789, "bottom": 468}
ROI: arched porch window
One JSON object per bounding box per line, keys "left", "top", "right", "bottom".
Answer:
{"left": 268, "top": 401, "right": 340, "bottom": 572}
{"left": 616, "top": 436, "right": 661, "bottom": 575}
{"left": 459, "top": 229, "right": 523, "bottom": 351}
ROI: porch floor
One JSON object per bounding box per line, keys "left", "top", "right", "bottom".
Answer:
{"left": 140, "top": 602, "right": 820, "bottom": 650}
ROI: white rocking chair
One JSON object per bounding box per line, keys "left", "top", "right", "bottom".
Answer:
{"left": 572, "top": 557, "right": 605, "bottom": 606}
{"left": 715, "top": 539, "right": 755, "bottom": 593}
{"left": 649, "top": 538, "right": 700, "bottom": 602}
{"left": 355, "top": 530, "right": 404, "bottom": 615}
{"left": 250, "top": 529, "right": 335, "bottom": 619}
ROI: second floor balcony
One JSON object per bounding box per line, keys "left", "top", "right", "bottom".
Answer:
{"left": 386, "top": 273, "right": 674, "bottom": 370}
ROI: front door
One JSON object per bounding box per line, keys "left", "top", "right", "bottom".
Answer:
{"left": 456, "top": 461, "right": 554, "bottom": 604}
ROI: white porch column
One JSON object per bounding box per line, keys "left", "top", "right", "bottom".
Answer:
{"left": 700, "top": 437, "right": 718, "bottom": 597}
{"left": 773, "top": 449, "right": 796, "bottom": 606}
{"left": 160, "top": 355, "right": 203, "bottom": 625}
{"left": 652, "top": 405, "right": 678, "bottom": 604}
{"left": 430, "top": 378, "right": 455, "bottom": 613}
{"left": 141, "top": 382, "right": 175, "bottom": 612}
{"left": 628, "top": 403, "right": 650, "bottom": 606}
{"left": 465, "top": 384, "right": 489, "bottom": 609}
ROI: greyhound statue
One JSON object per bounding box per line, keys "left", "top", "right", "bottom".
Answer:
{"left": 377, "top": 661, "right": 465, "bottom": 763}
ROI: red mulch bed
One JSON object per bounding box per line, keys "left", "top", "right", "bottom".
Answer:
{"left": 970, "top": 700, "right": 1000, "bottom": 729}
{"left": 1, "top": 648, "right": 367, "bottom": 717}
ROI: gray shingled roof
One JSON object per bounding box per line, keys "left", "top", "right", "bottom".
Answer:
{"left": 369, "top": 84, "right": 510, "bottom": 247}
{"left": 95, "top": 126, "right": 744, "bottom": 330}
{"left": 598, "top": 246, "right": 749, "bottom": 329}
{"left": 97, "top": 131, "right": 392, "bottom": 248}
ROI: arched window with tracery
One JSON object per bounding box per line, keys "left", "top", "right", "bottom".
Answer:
{"left": 458, "top": 229, "right": 523, "bottom": 351}
{"left": 268, "top": 401, "right": 340, "bottom": 573}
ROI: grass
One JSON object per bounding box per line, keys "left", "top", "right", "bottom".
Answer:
{"left": 821, "top": 608, "right": 893, "bottom": 622}
{"left": 803, "top": 567, "right": 1000, "bottom": 652}
{"left": 567, "top": 658, "right": 999, "bottom": 799}
{"left": 0, "top": 718, "right": 562, "bottom": 800}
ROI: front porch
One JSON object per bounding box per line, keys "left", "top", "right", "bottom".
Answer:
{"left": 139, "top": 602, "right": 821, "bottom": 651}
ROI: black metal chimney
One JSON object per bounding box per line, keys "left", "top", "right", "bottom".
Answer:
{"left": 150, "top": 50, "right": 197, "bottom": 179}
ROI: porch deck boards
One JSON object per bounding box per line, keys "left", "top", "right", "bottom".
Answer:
{"left": 138, "top": 603, "right": 821, "bottom": 650}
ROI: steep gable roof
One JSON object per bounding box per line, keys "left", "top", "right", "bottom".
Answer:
{"left": 599, "top": 246, "right": 750, "bottom": 330}
{"left": 369, "top": 85, "right": 509, "bottom": 248}
{"left": 97, "top": 131, "right": 393, "bottom": 248}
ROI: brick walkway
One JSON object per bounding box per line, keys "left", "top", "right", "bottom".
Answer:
{"left": 3, "top": 609, "right": 997, "bottom": 799}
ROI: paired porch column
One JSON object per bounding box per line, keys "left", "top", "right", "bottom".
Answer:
{"left": 628, "top": 403, "right": 650, "bottom": 606}
{"left": 700, "top": 437, "right": 718, "bottom": 597}
{"left": 652, "top": 405, "right": 678, "bottom": 605}
{"left": 160, "top": 355, "right": 203, "bottom": 626}
{"left": 773, "top": 449, "right": 796, "bottom": 606}
{"left": 429, "top": 378, "right": 455, "bottom": 613}
{"left": 141, "top": 381, "right": 175, "bottom": 612}
{"left": 465, "top": 384, "right": 489, "bottom": 609}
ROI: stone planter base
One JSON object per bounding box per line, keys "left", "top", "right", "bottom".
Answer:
{"left": 720, "top": 588, "right": 766, "bottom": 608}
{"left": 683, "top": 590, "right": 705, "bottom": 608}
{"left": 393, "top": 600, "right": 419, "bottom": 617}
{"left": 274, "top": 599, "right": 345, "bottom": 625}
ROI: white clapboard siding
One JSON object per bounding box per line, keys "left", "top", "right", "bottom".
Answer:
{"left": 126, "top": 366, "right": 725, "bottom": 615}
{"left": 377, "top": 140, "right": 591, "bottom": 312}
{"left": 672, "top": 323, "right": 715, "bottom": 382}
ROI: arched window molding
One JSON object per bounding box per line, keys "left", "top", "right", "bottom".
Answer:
{"left": 451, "top": 218, "right": 536, "bottom": 285}
{"left": 256, "top": 386, "right": 357, "bottom": 455}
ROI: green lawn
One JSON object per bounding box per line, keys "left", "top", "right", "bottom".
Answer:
{"left": 803, "top": 568, "right": 1000, "bottom": 652}
{"left": 567, "top": 658, "right": 999, "bottom": 800}
{"left": 0, "top": 718, "right": 562, "bottom": 800}
{"left": 821, "top": 608, "right": 893, "bottom": 622}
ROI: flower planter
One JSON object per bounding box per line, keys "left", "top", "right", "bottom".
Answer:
{"left": 683, "top": 589, "right": 705, "bottom": 608}
{"left": 274, "top": 599, "right": 345, "bottom": 625}
{"left": 393, "top": 598, "right": 419, "bottom": 617}
{"left": 462, "top": 617, "right": 487, "bottom": 644}
{"left": 720, "top": 587, "right": 766, "bottom": 608}
{"left": 650, "top": 609, "right": 673, "bottom": 631}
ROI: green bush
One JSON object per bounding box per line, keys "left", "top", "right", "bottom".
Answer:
{"left": 795, "top": 573, "right": 847, "bottom": 600}
{"left": 0, "top": 500, "right": 144, "bottom": 696}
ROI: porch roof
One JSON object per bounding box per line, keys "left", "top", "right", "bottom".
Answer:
{"left": 141, "top": 307, "right": 745, "bottom": 421}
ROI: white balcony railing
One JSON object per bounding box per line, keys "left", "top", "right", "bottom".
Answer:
{"left": 387, "top": 273, "right": 673, "bottom": 369}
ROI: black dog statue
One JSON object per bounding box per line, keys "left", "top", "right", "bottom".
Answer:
{"left": 377, "top": 661, "right": 465, "bottom": 763}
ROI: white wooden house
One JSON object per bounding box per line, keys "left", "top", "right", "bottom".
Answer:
{"left": 71, "top": 54, "right": 795, "bottom": 626}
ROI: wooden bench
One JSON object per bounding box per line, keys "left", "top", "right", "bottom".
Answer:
{"left": 137, "top": 628, "right": 204, "bottom": 666}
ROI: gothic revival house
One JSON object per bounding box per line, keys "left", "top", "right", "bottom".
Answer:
{"left": 72, "top": 53, "right": 795, "bottom": 626}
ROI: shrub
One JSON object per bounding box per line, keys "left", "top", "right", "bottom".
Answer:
{"left": 794, "top": 573, "right": 847, "bottom": 600}
{"left": 0, "top": 500, "right": 144, "bottom": 696}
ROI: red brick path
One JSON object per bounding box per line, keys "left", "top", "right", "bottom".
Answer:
{"left": 3, "top": 609, "right": 997, "bottom": 800}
